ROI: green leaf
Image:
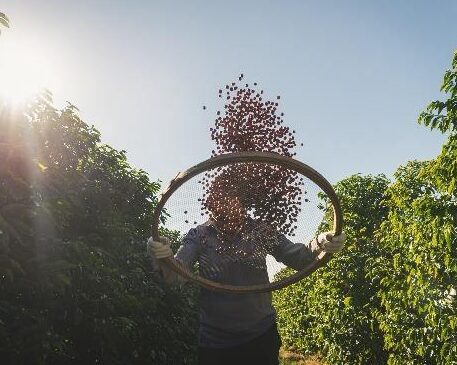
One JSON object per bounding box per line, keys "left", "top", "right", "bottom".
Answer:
{"left": 0, "top": 12, "right": 10, "bottom": 28}
{"left": 343, "top": 296, "right": 353, "bottom": 307}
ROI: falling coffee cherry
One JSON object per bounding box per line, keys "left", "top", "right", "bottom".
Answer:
{"left": 201, "top": 76, "right": 304, "bottom": 239}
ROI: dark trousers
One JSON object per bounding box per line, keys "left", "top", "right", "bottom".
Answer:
{"left": 198, "top": 323, "right": 281, "bottom": 365}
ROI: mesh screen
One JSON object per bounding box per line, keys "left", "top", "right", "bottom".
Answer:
{"left": 160, "top": 161, "right": 328, "bottom": 284}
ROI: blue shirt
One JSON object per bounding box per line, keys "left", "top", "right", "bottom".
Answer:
{"left": 175, "top": 220, "right": 318, "bottom": 348}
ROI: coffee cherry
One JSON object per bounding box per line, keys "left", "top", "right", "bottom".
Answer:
{"left": 201, "top": 76, "right": 304, "bottom": 240}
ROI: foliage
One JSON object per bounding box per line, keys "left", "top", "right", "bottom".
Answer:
{"left": 0, "top": 98, "right": 198, "bottom": 364}
{"left": 369, "top": 51, "right": 457, "bottom": 364}
{"left": 0, "top": 12, "right": 9, "bottom": 34}
{"left": 274, "top": 174, "right": 390, "bottom": 364}
{"left": 274, "top": 49, "right": 457, "bottom": 365}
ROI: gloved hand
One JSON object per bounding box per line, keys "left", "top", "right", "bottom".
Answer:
{"left": 147, "top": 236, "right": 173, "bottom": 259}
{"left": 317, "top": 231, "right": 346, "bottom": 253}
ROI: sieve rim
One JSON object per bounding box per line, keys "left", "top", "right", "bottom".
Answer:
{"left": 151, "top": 151, "right": 343, "bottom": 294}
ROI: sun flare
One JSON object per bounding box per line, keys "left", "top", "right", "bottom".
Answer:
{"left": 0, "top": 32, "right": 60, "bottom": 104}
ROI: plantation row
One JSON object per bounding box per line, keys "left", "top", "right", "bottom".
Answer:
{"left": 0, "top": 99, "right": 199, "bottom": 364}
{"left": 274, "top": 51, "right": 457, "bottom": 364}
{"left": 0, "top": 46, "right": 456, "bottom": 364}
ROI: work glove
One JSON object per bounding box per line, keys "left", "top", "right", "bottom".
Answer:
{"left": 147, "top": 236, "right": 173, "bottom": 260}
{"left": 317, "top": 231, "right": 346, "bottom": 253}
{"left": 147, "top": 236, "right": 188, "bottom": 284}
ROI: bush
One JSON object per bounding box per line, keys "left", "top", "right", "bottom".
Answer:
{"left": 369, "top": 51, "right": 457, "bottom": 364}
{"left": 274, "top": 174, "right": 389, "bottom": 364}
{"left": 0, "top": 98, "right": 198, "bottom": 364}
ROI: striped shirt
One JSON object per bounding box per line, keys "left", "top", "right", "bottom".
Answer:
{"left": 175, "top": 220, "right": 319, "bottom": 348}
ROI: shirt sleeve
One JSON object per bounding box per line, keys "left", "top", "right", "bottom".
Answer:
{"left": 174, "top": 227, "right": 202, "bottom": 270}
{"left": 271, "top": 234, "right": 321, "bottom": 271}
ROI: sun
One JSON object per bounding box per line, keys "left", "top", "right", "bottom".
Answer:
{"left": 0, "top": 31, "right": 60, "bottom": 104}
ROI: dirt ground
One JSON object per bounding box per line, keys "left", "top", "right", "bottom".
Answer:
{"left": 279, "top": 348, "right": 324, "bottom": 365}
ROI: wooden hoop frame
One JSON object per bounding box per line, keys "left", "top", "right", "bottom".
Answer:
{"left": 151, "top": 151, "right": 343, "bottom": 294}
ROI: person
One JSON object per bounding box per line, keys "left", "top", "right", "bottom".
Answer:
{"left": 147, "top": 195, "right": 345, "bottom": 365}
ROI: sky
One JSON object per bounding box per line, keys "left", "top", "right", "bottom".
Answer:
{"left": 2, "top": 0, "right": 457, "bottom": 186}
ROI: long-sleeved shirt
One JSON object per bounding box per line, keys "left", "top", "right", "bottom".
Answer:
{"left": 174, "top": 220, "right": 320, "bottom": 348}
